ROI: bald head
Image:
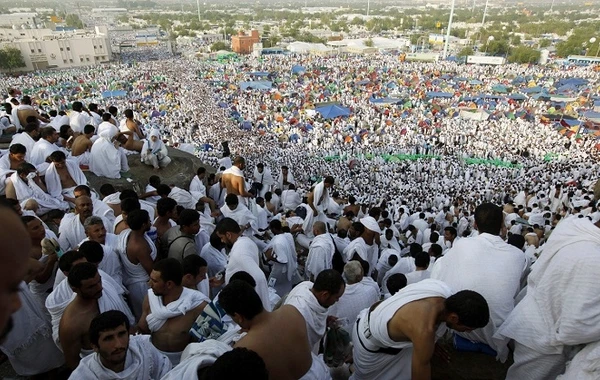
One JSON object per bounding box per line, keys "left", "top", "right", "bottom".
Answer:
{"left": 313, "top": 221, "right": 327, "bottom": 235}
{"left": 0, "top": 207, "right": 30, "bottom": 342}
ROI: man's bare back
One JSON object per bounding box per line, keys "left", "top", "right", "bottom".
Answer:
{"left": 126, "top": 234, "right": 152, "bottom": 266}
{"left": 235, "top": 305, "right": 312, "bottom": 380}
{"left": 142, "top": 299, "right": 206, "bottom": 353}
{"left": 59, "top": 297, "right": 100, "bottom": 369}
{"left": 221, "top": 173, "right": 243, "bottom": 196}
{"left": 387, "top": 297, "right": 446, "bottom": 343}
{"left": 71, "top": 135, "right": 92, "bottom": 157}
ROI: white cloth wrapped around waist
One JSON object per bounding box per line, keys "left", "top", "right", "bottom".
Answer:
{"left": 146, "top": 287, "right": 209, "bottom": 332}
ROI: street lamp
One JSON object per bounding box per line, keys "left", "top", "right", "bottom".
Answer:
{"left": 484, "top": 35, "right": 494, "bottom": 54}
{"left": 589, "top": 37, "right": 599, "bottom": 57}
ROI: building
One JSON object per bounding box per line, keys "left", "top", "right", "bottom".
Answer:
{"left": 0, "top": 27, "right": 111, "bottom": 71}
{"left": 231, "top": 30, "right": 259, "bottom": 54}
{"left": 0, "top": 13, "right": 39, "bottom": 28}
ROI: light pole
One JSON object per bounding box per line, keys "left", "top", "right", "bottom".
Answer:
{"left": 197, "top": 0, "right": 201, "bottom": 22}
{"left": 442, "top": 0, "right": 456, "bottom": 60}
{"left": 367, "top": 0, "right": 370, "bottom": 17}
{"left": 481, "top": 0, "right": 489, "bottom": 27}
{"left": 484, "top": 35, "right": 494, "bottom": 54}
{"left": 589, "top": 37, "right": 599, "bottom": 57}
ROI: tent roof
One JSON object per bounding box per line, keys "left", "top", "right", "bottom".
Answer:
{"left": 315, "top": 104, "right": 351, "bottom": 119}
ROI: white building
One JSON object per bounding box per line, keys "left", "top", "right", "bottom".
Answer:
{"left": 0, "top": 28, "right": 111, "bottom": 71}
{"left": 0, "top": 13, "right": 40, "bottom": 28}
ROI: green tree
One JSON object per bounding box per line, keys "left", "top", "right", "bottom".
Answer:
{"left": 484, "top": 39, "right": 510, "bottom": 56}
{"left": 210, "top": 41, "right": 230, "bottom": 52}
{"left": 351, "top": 17, "right": 364, "bottom": 26}
{"left": 65, "top": 14, "right": 84, "bottom": 29}
{"left": 457, "top": 46, "right": 474, "bottom": 57}
{"left": 538, "top": 38, "right": 551, "bottom": 48}
{"left": 364, "top": 38, "right": 374, "bottom": 47}
{"left": 511, "top": 35, "right": 521, "bottom": 46}
{"left": 0, "top": 47, "right": 26, "bottom": 72}
{"left": 508, "top": 46, "right": 541, "bottom": 64}
{"left": 450, "top": 28, "right": 467, "bottom": 39}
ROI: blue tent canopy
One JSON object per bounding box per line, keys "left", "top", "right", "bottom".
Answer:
{"left": 492, "top": 85, "right": 508, "bottom": 93}
{"left": 478, "top": 94, "right": 504, "bottom": 100}
{"left": 241, "top": 120, "right": 252, "bottom": 130}
{"left": 102, "top": 90, "right": 127, "bottom": 98}
{"left": 426, "top": 91, "right": 453, "bottom": 99}
{"left": 239, "top": 81, "right": 272, "bottom": 90}
{"left": 386, "top": 82, "right": 398, "bottom": 89}
{"left": 455, "top": 77, "right": 468, "bottom": 82}
{"left": 508, "top": 93, "right": 527, "bottom": 100}
{"left": 291, "top": 65, "right": 306, "bottom": 74}
{"left": 315, "top": 104, "right": 351, "bottom": 119}
{"left": 532, "top": 93, "right": 551, "bottom": 100}
{"left": 250, "top": 71, "right": 270, "bottom": 77}
{"left": 522, "top": 86, "right": 543, "bottom": 94}
{"left": 356, "top": 79, "right": 370, "bottom": 85}
{"left": 583, "top": 111, "right": 600, "bottom": 119}
{"left": 562, "top": 119, "right": 581, "bottom": 127}
{"left": 469, "top": 79, "right": 484, "bottom": 85}
{"left": 556, "top": 78, "right": 588, "bottom": 88}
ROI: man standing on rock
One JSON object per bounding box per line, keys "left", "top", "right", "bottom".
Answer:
{"left": 222, "top": 156, "right": 253, "bottom": 207}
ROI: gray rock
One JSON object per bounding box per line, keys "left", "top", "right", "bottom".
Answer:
{"left": 85, "top": 147, "right": 214, "bottom": 194}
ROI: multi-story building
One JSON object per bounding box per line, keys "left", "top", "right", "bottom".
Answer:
{"left": 0, "top": 13, "right": 40, "bottom": 28}
{"left": 0, "top": 27, "right": 111, "bottom": 71}
{"left": 231, "top": 30, "right": 259, "bottom": 54}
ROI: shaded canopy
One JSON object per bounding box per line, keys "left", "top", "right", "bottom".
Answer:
{"left": 315, "top": 104, "right": 352, "bottom": 119}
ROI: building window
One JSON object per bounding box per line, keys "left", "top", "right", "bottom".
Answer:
{"left": 30, "top": 49, "right": 35, "bottom": 53}
{"left": 66, "top": 47, "right": 70, "bottom": 51}
{"left": 38, "top": 49, "right": 42, "bottom": 53}
{"left": 93, "top": 46, "right": 96, "bottom": 49}
{"left": 60, "top": 47, "right": 63, "bottom": 51}
{"left": 69, "top": 59, "right": 73, "bottom": 63}
{"left": 63, "top": 59, "right": 67, "bottom": 63}
{"left": 86, "top": 57, "right": 90, "bottom": 61}
{"left": 99, "top": 45, "right": 102, "bottom": 49}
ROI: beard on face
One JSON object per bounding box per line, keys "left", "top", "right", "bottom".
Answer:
{"left": 0, "top": 317, "right": 14, "bottom": 343}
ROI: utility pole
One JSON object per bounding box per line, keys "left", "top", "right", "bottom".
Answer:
{"left": 442, "top": 0, "right": 456, "bottom": 59}
{"left": 481, "top": 0, "right": 489, "bottom": 27}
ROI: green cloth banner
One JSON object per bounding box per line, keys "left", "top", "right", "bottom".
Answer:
{"left": 464, "top": 158, "right": 522, "bottom": 168}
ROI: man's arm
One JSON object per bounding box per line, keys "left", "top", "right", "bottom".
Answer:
{"left": 34, "top": 253, "right": 58, "bottom": 284}
{"left": 137, "top": 295, "right": 151, "bottom": 334}
{"left": 35, "top": 111, "right": 50, "bottom": 123}
{"left": 307, "top": 192, "right": 318, "bottom": 215}
{"left": 60, "top": 317, "right": 83, "bottom": 370}
{"left": 410, "top": 330, "right": 435, "bottom": 380}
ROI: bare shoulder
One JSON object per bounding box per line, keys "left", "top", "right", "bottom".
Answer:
{"left": 277, "top": 305, "right": 306, "bottom": 325}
